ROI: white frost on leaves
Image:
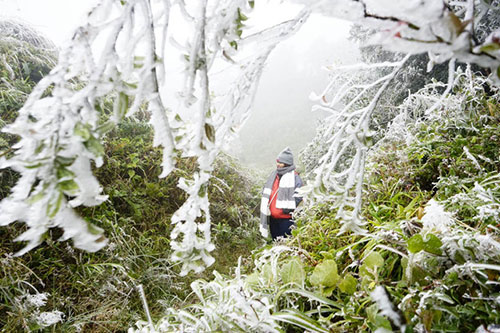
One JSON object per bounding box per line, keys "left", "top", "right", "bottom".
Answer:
{"left": 370, "top": 286, "right": 405, "bottom": 330}
{"left": 301, "top": 54, "right": 411, "bottom": 234}
{"left": 129, "top": 246, "right": 312, "bottom": 333}
{"left": 25, "top": 292, "right": 49, "bottom": 308}
{"left": 3, "top": 0, "right": 500, "bottom": 276}
{"left": 421, "top": 199, "right": 454, "bottom": 234}
{"left": 35, "top": 310, "right": 65, "bottom": 327}
{"left": 293, "top": 0, "right": 500, "bottom": 84}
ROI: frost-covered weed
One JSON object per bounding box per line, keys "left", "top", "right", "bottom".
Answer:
{"left": 12, "top": 291, "right": 65, "bottom": 329}
{"left": 35, "top": 310, "right": 65, "bottom": 327}
{"left": 130, "top": 246, "right": 335, "bottom": 332}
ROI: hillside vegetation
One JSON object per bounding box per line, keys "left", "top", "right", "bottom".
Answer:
{"left": 0, "top": 21, "right": 263, "bottom": 332}
{"left": 2, "top": 19, "right": 500, "bottom": 333}
{"left": 130, "top": 71, "right": 500, "bottom": 333}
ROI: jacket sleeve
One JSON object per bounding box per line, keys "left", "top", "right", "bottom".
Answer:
{"left": 294, "top": 173, "right": 303, "bottom": 206}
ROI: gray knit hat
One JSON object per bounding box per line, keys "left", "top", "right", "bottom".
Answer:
{"left": 277, "top": 147, "right": 294, "bottom": 165}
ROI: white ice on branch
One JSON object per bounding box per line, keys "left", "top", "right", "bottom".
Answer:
{"left": 293, "top": 0, "right": 500, "bottom": 83}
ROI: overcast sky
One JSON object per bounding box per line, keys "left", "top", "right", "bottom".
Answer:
{"left": 1, "top": 0, "right": 360, "bottom": 171}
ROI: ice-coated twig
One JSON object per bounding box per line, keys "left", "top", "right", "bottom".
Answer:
{"left": 301, "top": 54, "right": 411, "bottom": 234}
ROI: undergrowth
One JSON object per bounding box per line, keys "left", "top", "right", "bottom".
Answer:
{"left": 0, "top": 22, "right": 263, "bottom": 332}
{"left": 129, "top": 71, "right": 500, "bottom": 333}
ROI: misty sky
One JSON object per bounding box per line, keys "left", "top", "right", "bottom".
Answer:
{"left": 1, "top": 0, "right": 360, "bottom": 172}
{"left": 235, "top": 12, "right": 359, "bottom": 171}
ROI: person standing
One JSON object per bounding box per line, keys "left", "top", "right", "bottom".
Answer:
{"left": 260, "top": 147, "right": 303, "bottom": 240}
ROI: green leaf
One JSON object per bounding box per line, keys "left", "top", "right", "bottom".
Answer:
{"left": 364, "top": 252, "right": 384, "bottom": 269}
{"left": 366, "top": 303, "right": 392, "bottom": 330}
{"left": 280, "top": 257, "right": 305, "bottom": 285}
{"left": 198, "top": 184, "right": 207, "bottom": 197}
{"left": 278, "top": 288, "right": 340, "bottom": 307}
{"left": 28, "top": 190, "right": 46, "bottom": 204}
{"left": 309, "top": 259, "right": 339, "bottom": 288}
{"left": 56, "top": 167, "right": 75, "bottom": 180}
{"left": 74, "top": 122, "right": 91, "bottom": 140}
{"left": 238, "top": 8, "right": 248, "bottom": 21}
{"left": 480, "top": 43, "right": 500, "bottom": 53}
{"left": 408, "top": 234, "right": 425, "bottom": 253}
{"left": 97, "top": 121, "right": 115, "bottom": 136}
{"left": 116, "top": 92, "right": 129, "bottom": 118}
{"left": 84, "top": 136, "right": 105, "bottom": 156}
{"left": 205, "top": 123, "right": 216, "bottom": 143}
{"left": 338, "top": 274, "right": 357, "bottom": 295}
{"left": 133, "top": 56, "right": 145, "bottom": 69}
{"left": 408, "top": 233, "right": 442, "bottom": 255}
{"left": 248, "top": 0, "right": 255, "bottom": 9}
{"left": 86, "top": 220, "right": 105, "bottom": 236}
{"left": 128, "top": 170, "right": 135, "bottom": 178}
{"left": 272, "top": 309, "right": 330, "bottom": 333}
{"left": 55, "top": 156, "right": 76, "bottom": 167}
{"left": 422, "top": 233, "right": 443, "bottom": 255}
{"left": 58, "top": 179, "right": 79, "bottom": 195}
{"left": 47, "top": 192, "right": 63, "bottom": 218}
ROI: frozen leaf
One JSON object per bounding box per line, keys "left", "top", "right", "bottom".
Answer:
{"left": 280, "top": 257, "right": 305, "bottom": 285}
{"left": 338, "top": 274, "right": 357, "bottom": 295}
{"left": 364, "top": 252, "right": 384, "bottom": 269}
{"left": 309, "top": 259, "right": 339, "bottom": 288}
{"left": 408, "top": 234, "right": 425, "bottom": 253}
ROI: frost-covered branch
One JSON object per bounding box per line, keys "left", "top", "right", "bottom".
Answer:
{"left": 293, "top": 0, "right": 500, "bottom": 84}
{"left": 301, "top": 54, "right": 411, "bottom": 234}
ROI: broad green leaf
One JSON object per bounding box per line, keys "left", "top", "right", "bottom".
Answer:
{"left": 422, "top": 233, "right": 443, "bottom": 255}
{"left": 338, "top": 274, "right": 357, "bottom": 295}
{"left": 364, "top": 252, "right": 384, "bottom": 269}
{"left": 128, "top": 170, "right": 135, "bottom": 178}
{"left": 309, "top": 259, "right": 339, "bottom": 288}
{"left": 408, "top": 233, "right": 442, "bottom": 255}
{"left": 408, "top": 234, "right": 424, "bottom": 253}
{"left": 280, "top": 257, "right": 305, "bottom": 285}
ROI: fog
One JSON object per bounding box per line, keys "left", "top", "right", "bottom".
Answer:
{"left": 231, "top": 14, "right": 360, "bottom": 171}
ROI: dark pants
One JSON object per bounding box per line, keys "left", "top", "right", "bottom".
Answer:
{"left": 269, "top": 218, "right": 294, "bottom": 241}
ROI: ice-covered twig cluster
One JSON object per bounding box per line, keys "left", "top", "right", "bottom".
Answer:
{"left": 294, "top": 0, "right": 500, "bottom": 84}
{"left": 301, "top": 55, "right": 410, "bottom": 234}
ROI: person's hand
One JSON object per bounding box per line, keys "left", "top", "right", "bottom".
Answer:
{"left": 259, "top": 225, "right": 269, "bottom": 238}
